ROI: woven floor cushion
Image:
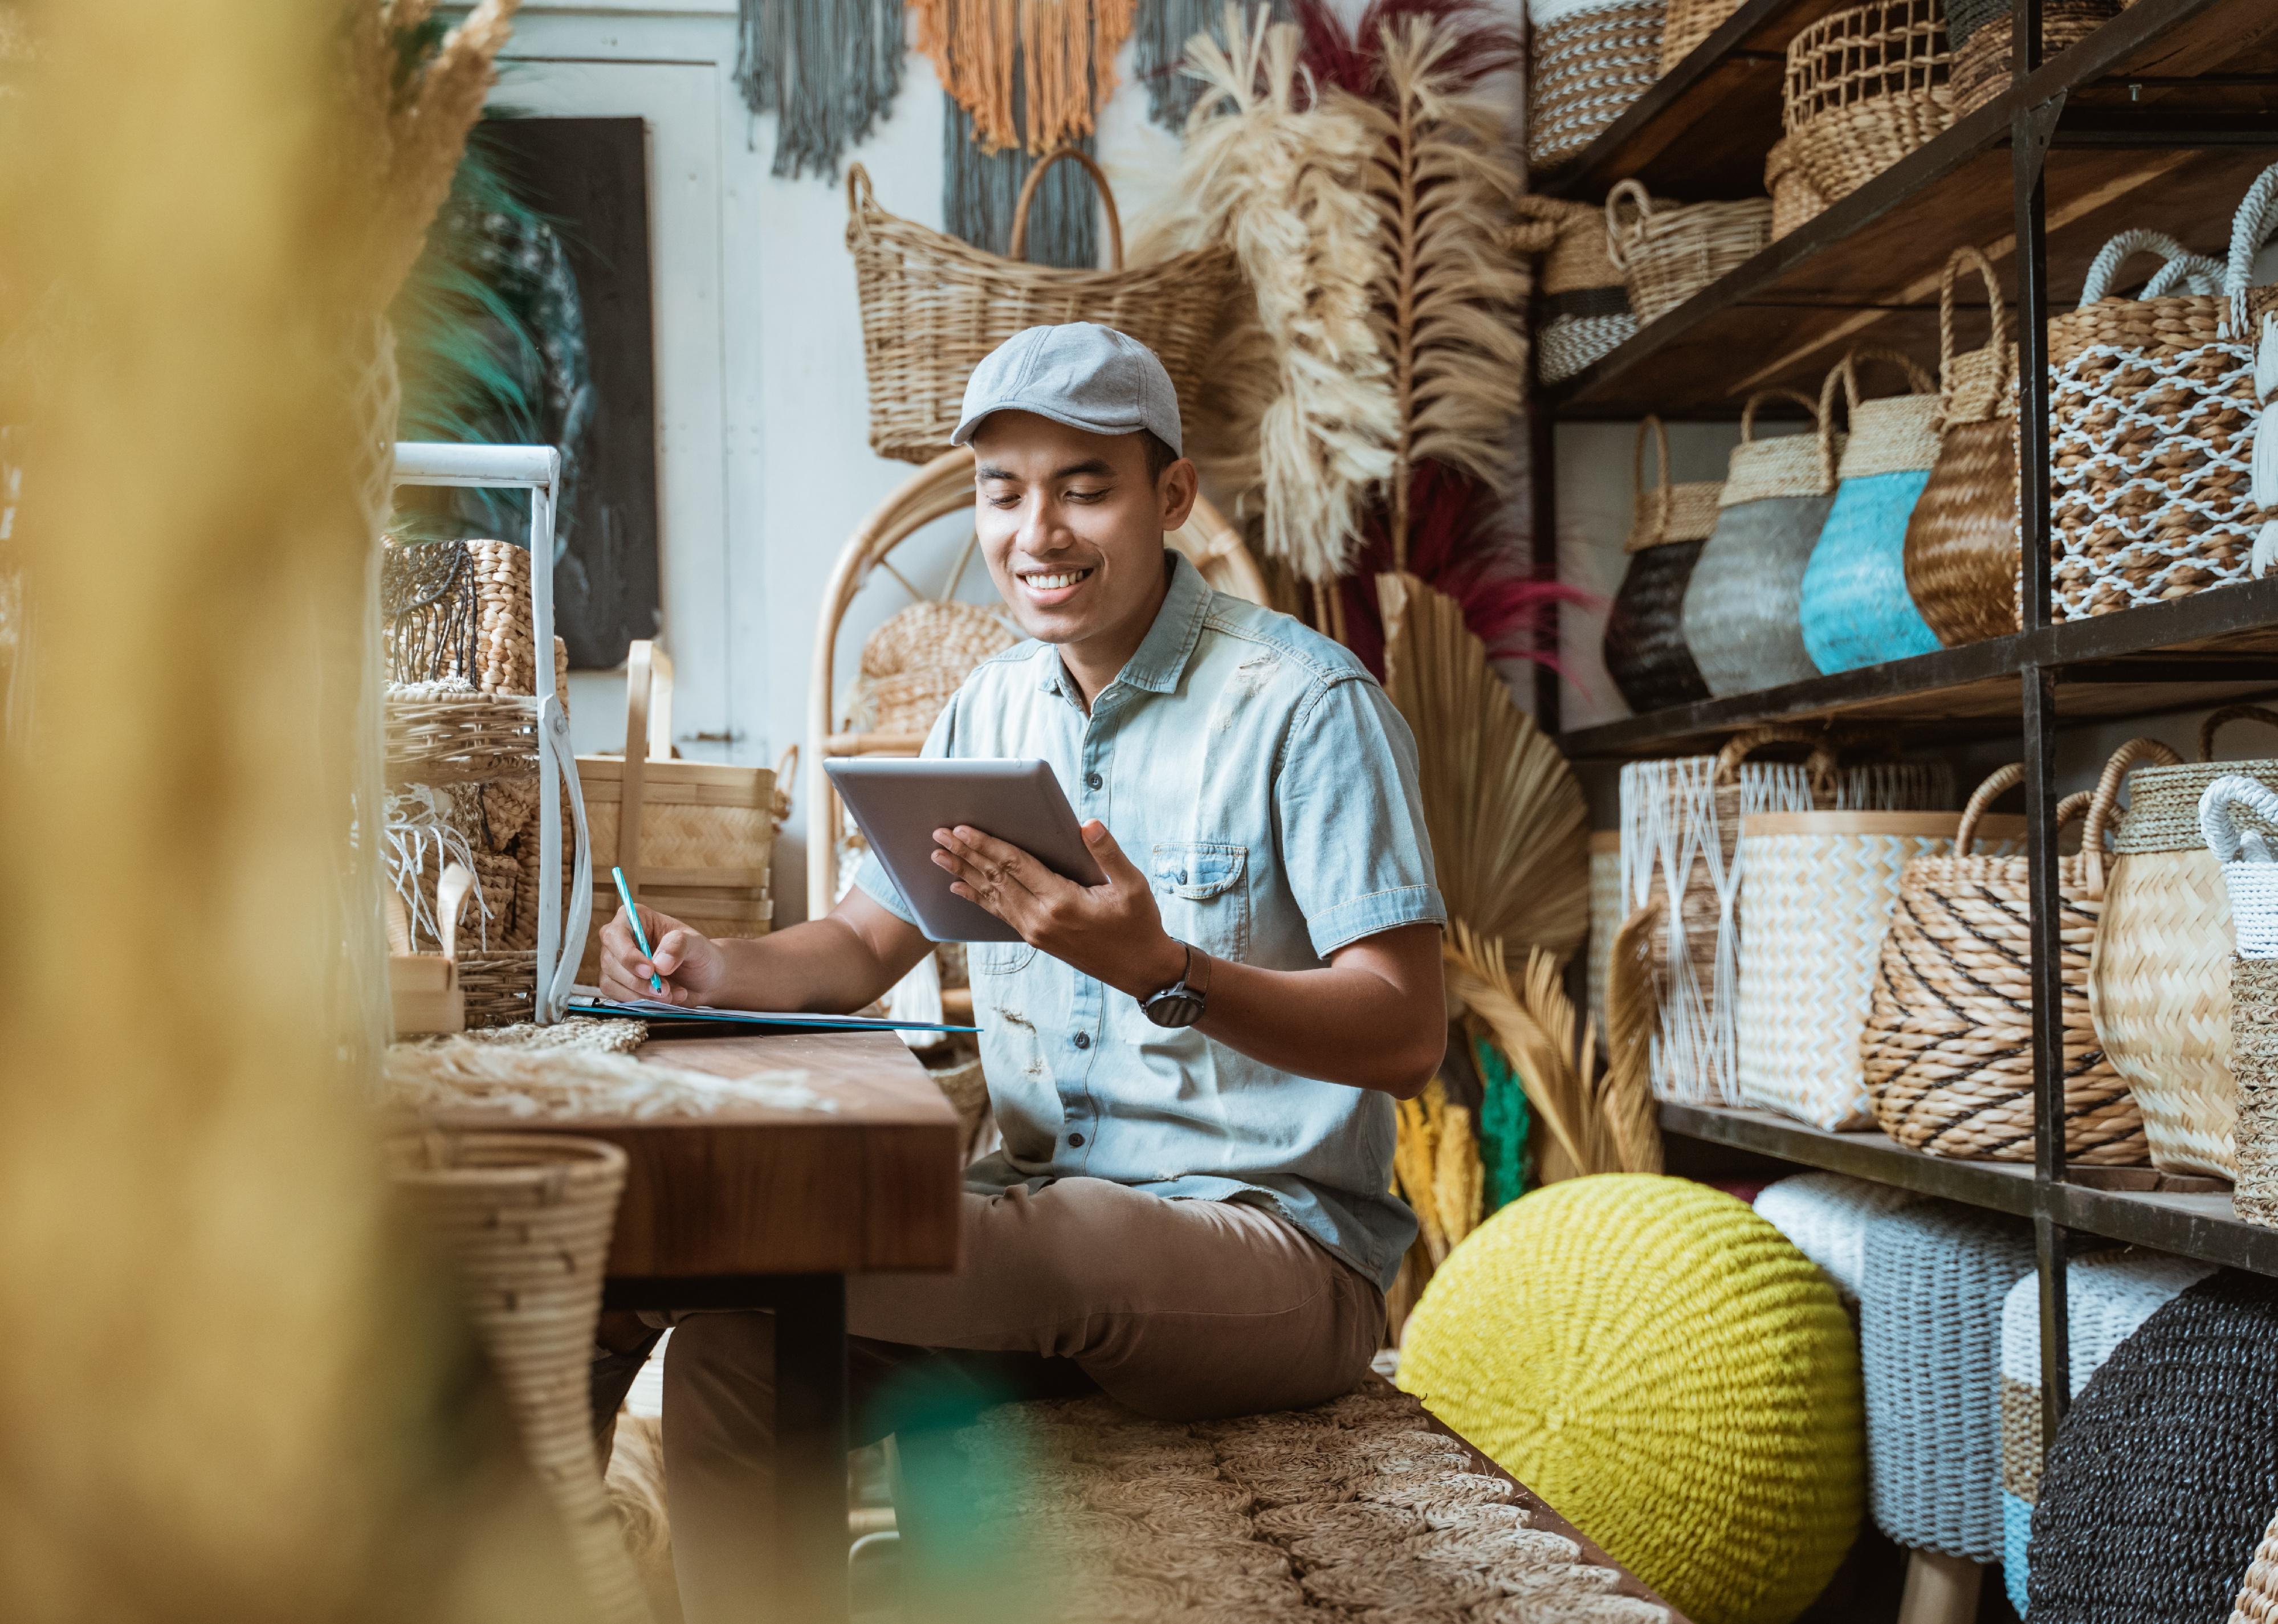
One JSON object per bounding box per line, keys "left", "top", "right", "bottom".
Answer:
{"left": 1858, "top": 1199, "right": 2036, "bottom": 1558}
{"left": 1996, "top": 1250, "right": 2215, "bottom": 1615}
{"left": 2028, "top": 1272, "right": 2278, "bottom": 1623}
{"left": 1397, "top": 1174, "right": 1862, "bottom": 1624}
{"left": 1755, "top": 1172, "right": 1925, "bottom": 1304}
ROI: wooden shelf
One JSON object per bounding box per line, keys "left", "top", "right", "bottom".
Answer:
{"left": 1662, "top": 1103, "right": 2278, "bottom": 1276}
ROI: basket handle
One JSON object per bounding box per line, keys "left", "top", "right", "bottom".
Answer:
{"left": 437, "top": 862, "right": 473, "bottom": 965}
{"left": 1632, "top": 414, "right": 1673, "bottom": 547}
{"left": 2079, "top": 229, "right": 2200, "bottom": 307}
{"left": 2226, "top": 162, "right": 2278, "bottom": 329}
{"left": 1815, "top": 346, "right": 1933, "bottom": 487}
{"left": 2145, "top": 250, "right": 2225, "bottom": 297}
{"left": 845, "top": 161, "right": 878, "bottom": 224}
{"left": 1955, "top": 764, "right": 2022, "bottom": 852}
{"left": 1010, "top": 147, "right": 1124, "bottom": 271}
{"left": 2201, "top": 704, "right": 2278, "bottom": 761}
{"left": 774, "top": 741, "right": 800, "bottom": 803}
{"left": 1713, "top": 724, "right": 1839, "bottom": 802}
{"left": 618, "top": 640, "right": 675, "bottom": 884}
{"left": 1741, "top": 387, "right": 1819, "bottom": 443}
{"left": 1603, "top": 179, "right": 1653, "bottom": 275}
{"left": 2200, "top": 773, "right": 2278, "bottom": 866}
{"left": 1939, "top": 245, "right": 2010, "bottom": 390}
{"left": 2081, "top": 735, "right": 2187, "bottom": 896}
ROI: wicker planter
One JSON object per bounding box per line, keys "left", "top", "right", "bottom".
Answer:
{"left": 1863, "top": 749, "right": 2157, "bottom": 1165}
{"left": 1783, "top": 0, "right": 1952, "bottom": 203}
{"left": 1527, "top": 0, "right": 1664, "bottom": 170}
{"left": 1798, "top": 348, "right": 1945, "bottom": 674}
{"left": 1604, "top": 181, "right": 1772, "bottom": 328}
{"left": 1947, "top": 0, "right": 2121, "bottom": 117}
{"left": 1603, "top": 416, "right": 1719, "bottom": 714}
{"left": 1905, "top": 245, "right": 2022, "bottom": 647}
{"left": 1511, "top": 194, "right": 1637, "bottom": 384}
{"left": 1682, "top": 388, "right": 1841, "bottom": 696}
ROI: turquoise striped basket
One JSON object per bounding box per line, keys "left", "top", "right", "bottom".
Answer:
{"left": 1798, "top": 350, "right": 1945, "bottom": 675}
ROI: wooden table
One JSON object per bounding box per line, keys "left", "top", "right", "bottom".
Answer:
{"left": 440, "top": 1027, "right": 963, "bottom": 1623}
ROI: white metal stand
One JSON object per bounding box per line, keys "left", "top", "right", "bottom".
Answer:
{"left": 389, "top": 443, "right": 592, "bottom": 1023}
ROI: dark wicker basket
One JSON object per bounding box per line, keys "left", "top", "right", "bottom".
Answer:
{"left": 1947, "top": 0, "right": 2121, "bottom": 116}
{"left": 1604, "top": 539, "right": 1711, "bottom": 714}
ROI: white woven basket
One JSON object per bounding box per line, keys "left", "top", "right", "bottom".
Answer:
{"left": 1754, "top": 1172, "right": 1924, "bottom": 1303}
{"left": 1735, "top": 810, "right": 2016, "bottom": 1129}
{"left": 2203, "top": 773, "right": 2278, "bottom": 960}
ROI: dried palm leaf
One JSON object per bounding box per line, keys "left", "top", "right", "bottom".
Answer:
{"left": 1132, "top": 6, "right": 1397, "bottom": 582}
{"left": 1339, "top": 14, "right": 1528, "bottom": 567}
{"left": 1378, "top": 569, "right": 1587, "bottom": 961}
{"left": 1432, "top": 1097, "right": 1484, "bottom": 1249}
{"left": 1393, "top": 1083, "right": 1449, "bottom": 1262}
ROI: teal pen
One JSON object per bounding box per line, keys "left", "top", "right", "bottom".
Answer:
{"left": 612, "top": 866, "right": 666, "bottom": 993}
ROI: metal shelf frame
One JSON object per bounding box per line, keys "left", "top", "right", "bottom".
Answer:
{"left": 1531, "top": 0, "right": 2278, "bottom": 1454}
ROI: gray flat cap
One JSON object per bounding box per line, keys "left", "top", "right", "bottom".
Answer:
{"left": 951, "top": 322, "right": 1183, "bottom": 456}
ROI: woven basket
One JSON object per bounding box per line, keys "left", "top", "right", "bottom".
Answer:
{"left": 2206, "top": 774, "right": 2278, "bottom": 960}
{"left": 576, "top": 642, "right": 779, "bottom": 983}
{"left": 1863, "top": 748, "right": 2158, "bottom": 1164}
{"left": 1605, "top": 181, "right": 1772, "bottom": 328}
{"left": 1683, "top": 389, "right": 1842, "bottom": 696}
{"left": 2221, "top": 770, "right": 2278, "bottom": 1226}
{"left": 2091, "top": 708, "right": 2278, "bottom": 1180}
{"left": 386, "top": 1132, "right": 647, "bottom": 1624}
{"left": 845, "top": 151, "right": 1233, "bottom": 465}
{"left": 1527, "top": 0, "right": 1664, "bottom": 170}
{"left": 1513, "top": 195, "right": 1639, "bottom": 383}
{"left": 459, "top": 950, "right": 540, "bottom": 1028}
{"left": 1765, "top": 137, "right": 1830, "bottom": 239}
{"left": 1997, "top": 1249, "right": 2215, "bottom": 1617}
{"left": 1753, "top": 1171, "right": 1924, "bottom": 1304}
{"left": 1737, "top": 809, "right": 2015, "bottom": 1131}
{"left": 1660, "top": 0, "right": 1747, "bottom": 72}
{"left": 2239, "top": 1503, "right": 2278, "bottom": 1624}
{"left": 1784, "top": 0, "right": 1952, "bottom": 204}
{"left": 2048, "top": 201, "right": 2271, "bottom": 620}
{"left": 1587, "top": 830, "right": 1623, "bottom": 1048}
{"left": 2027, "top": 1274, "right": 2278, "bottom": 1620}
{"left": 1858, "top": 1200, "right": 2036, "bottom": 1558}
{"left": 1603, "top": 417, "right": 1719, "bottom": 714}
{"left": 1949, "top": 0, "right": 2122, "bottom": 117}
{"left": 1798, "top": 348, "right": 1946, "bottom": 674}
{"left": 844, "top": 599, "right": 1019, "bottom": 739}
{"left": 1905, "top": 245, "right": 2022, "bottom": 646}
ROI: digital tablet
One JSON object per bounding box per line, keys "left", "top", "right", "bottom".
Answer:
{"left": 824, "top": 757, "right": 1104, "bottom": 942}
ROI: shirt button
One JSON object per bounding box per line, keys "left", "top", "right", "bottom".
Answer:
{"left": 1073, "top": 1031, "right": 1091, "bottom": 1050}
{"left": 1086, "top": 771, "right": 1103, "bottom": 790}
{"left": 1068, "top": 1131, "right": 1086, "bottom": 1147}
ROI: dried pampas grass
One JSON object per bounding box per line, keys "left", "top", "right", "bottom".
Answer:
{"left": 1393, "top": 1076, "right": 1482, "bottom": 1265}
{"left": 1378, "top": 570, "right": 1586, "bottom": 962}
{"left": 382, "top": 1039, "right": 830, "bottom": 1120}
{"left": 1136, "top": 6, "right": 1397, "bottom": 582}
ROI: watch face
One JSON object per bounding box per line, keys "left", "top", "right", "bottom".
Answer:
{"left": 1144, "top": 991, "right": 1205, "bottom": 1029}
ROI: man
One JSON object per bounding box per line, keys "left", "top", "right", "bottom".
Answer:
{"left": 597, "top": 323, "right": 1446, "bottom": 1617}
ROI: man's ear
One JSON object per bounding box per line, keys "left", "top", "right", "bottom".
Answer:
{"left": 1159, "top": 457, "right": 1200, "bottom": 532}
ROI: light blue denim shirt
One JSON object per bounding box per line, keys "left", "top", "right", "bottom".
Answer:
{"left": 853, "top": 553, "right": 1443, "bottom": 1291}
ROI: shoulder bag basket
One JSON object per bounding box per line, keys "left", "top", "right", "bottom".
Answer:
{"left": 846, "top": 150, "right": 1233, "bottom": 464}
{"left": 575, "top": 641, "right": 783, "bottom": 983}
{"left": 1864, "top": 746, "right": 2160, "bottom": 1164}
{"left": 1605, "top": 180, "right": 1773, "bottom": 328}
{"left": 1683, "top": 388, "right": 1844, "bottom": 696}
{"left": 1783, "top": 0, "right": 1952, "bottom": 205}
{"left": 1798, "top": 347, "right": 1946, "bottom": 673}
{"left": 2208, "top": 774, "right": 2278, "bottom": 1225}
{"left": 1603, "top": 415, "right": 1720, "bottom": 714}
{"left": 1527, "top": 0, "right": 1664, "bottom": 170}
{"left": 2089, "top": 707, "right": 2278, "bottom": 1179}
{"left": 1905, "top": 244, "right": 2022, "bottom": 646}
{"left": 2047, "top": 186, "right": 2272, "bottom": 619}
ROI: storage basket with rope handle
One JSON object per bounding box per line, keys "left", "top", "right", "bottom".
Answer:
{"left": 845, "top": 149, "right": 1234, "bottom": 465}
{"left": 2089, "top": 707, "right": 2278, "bottom": 1180}
{"left": 2047, "top": 204, "right": 2267, "bottom": 621}
{"left": 1602, "top": 415, "right": 1719, "bottom": 715}
{"left": 1764, "top": 137, "right": 1829, "bottom": 240}
{"left": 1509, "top": 194, "right": 1637, "bottom": 385}
{"left": 1863, "top": 747, "right": 2157, "bottom": 1164}
{"left": 1783, "top": 0, "right": 1952, "bottom": 205}
{"left": 1682, "top": 387, "right": 1844, "bottom": 696}
{"left": 1526, "top": 0, "right": 1664, "bottom": 172}
{"left": 1904, "top": 244, "right": 2021, "bottom": 646}
{"left": 1604, "top": 181, "right": 1772, "bottom": 329}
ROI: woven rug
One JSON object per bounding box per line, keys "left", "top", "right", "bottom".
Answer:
{"left": 896, "top": 1377, "right": 1677, "bottom": 1622}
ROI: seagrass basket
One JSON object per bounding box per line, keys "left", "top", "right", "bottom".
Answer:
{"left": 1783, "top": 0, "right": 1952, "bottom": 204}
{"left": 1764, "top": 137, "right": 1829, "bottom": 239}
{"left": 1511, "top": 194, "right": 1638, "bottom": 383}
{"left": 1863, "top": 748, "right": 2157, "bottom": 1164}
{"left": 1905, "top": 244, "right": 2020, "bottom": 647}
{"left": 386, "top": 1132, "right": 647, "bottom": 1624}
{"left": 2089, "top": 708, "right": 2278, "bottom": 1180}
{"left": 1947, "top": 0, "right": 2120, "bottom": 117}
{"left": 2239, "top": 1503, "right": 2278, "bottom": 1624}
{"left": 2215, "top": 773, "right": 2278, "bottom": 1226}
{"left": 845, "top": 150, "right": 1233, "bottom": 464}
{"left": 1527, "top": 0, "right": 1664, "bottom": 170}
{"left": 1660, "top": 0, "right": 1747, "bottom": 72}
{"left": 1602, "top": 416, "right": 1719, "bottom": 713}
{"left": 1605, "top": 181, "right": 1772, "bottom": 328}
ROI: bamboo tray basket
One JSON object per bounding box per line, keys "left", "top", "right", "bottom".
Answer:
{"left": 845, "top": 149, "right": 1233, "bottom": 466}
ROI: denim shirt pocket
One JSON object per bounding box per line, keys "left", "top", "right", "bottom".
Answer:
{"left": 969, "top": 940, "right": 1038, "bottom": 976}
{"left": 1150, "top": 840, "right": 1250, "bottom": 961}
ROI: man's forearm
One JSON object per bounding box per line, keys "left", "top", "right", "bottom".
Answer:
{"left": 708, "top": 915, "right": 903, "bottom": 1013}
{"left": 1193, "top": 955, "right": 1445, "bottom": 1098}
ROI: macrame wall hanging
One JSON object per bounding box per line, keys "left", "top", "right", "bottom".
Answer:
{"left": 732, "top": 0, "right": 907, "bottom": 179}
{"left": 944, "top": 99, "right": 1099, "bottom": 268}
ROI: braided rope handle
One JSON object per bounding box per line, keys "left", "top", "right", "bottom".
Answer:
{"left": 1816, "top": 346, "right": 1935, "bottom": 488}
{"left": 1940, "top": 244, "right": 2010, "bottom": 389}
{"left": 1953, "top": 764, "right": 2091, "bottom": 854}
{"left": 2225, "top": 161, "right": 2278, "bottom": 332}
{"left": 1010, "top": 147, "right": 1124, "bottom": 269}
{"left": 2079, "top": 229, "right": 2200, "bottom": 307}
{"left": 846, "top": 161, "right": 878, "bottom": 228}
{"left": 2080, "top": 735, "right": 2187, "bottom": 897}
{"left": 1604, "top": 179, "right": 1655, "bottom": 276}
{"left": 1632, "top": 414, "right": 1674, "bottom": 547}
{"left": 2144, "top": 251, "right": 2225, "bottom": 298}
{"left": 2200, "top": 704, "right": 2278, "bottom": 762}
{"left": 1741, "top": 387, "right": 1819, "bottom": 443}
{"left": 2200, "top": 773, "right": 2278, "bottom": 866}
{"left": 1713, "top": 724, "right": 1839, "bottom": 801}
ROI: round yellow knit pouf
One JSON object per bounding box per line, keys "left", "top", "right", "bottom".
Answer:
{"left": 1397, "top": 1173, "right": 1863, "bottom": 1624}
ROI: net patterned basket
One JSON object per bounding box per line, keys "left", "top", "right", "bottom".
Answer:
{"left": 1904, "top": 244, "right": 2023, "bottom": 646}
{"left": 1783, "top": 0, "right": 1953, "bottom": 205}
{"left": 1857, "top": 1199, "right": 2036, "bottom": 1558}
{"left": 1948, "top": 0, "right": 2122, "bottom": 117}
{"left": 1996, "top": 1250, "right": 2215, "bottom": 1617}
{"left": 2047, "top": 193, "right": 2275, "bottom": 621}
{"left": 1736, "top": 809, "right": 2010, "bottom": 1130}
{"left": 1527, "top": 0, "right": 1664, "bottom": 171}
{"left": 2091, "top": 708, "right": 2278, "bottom": 1180}
{"left": 385, "top": 1132, "right": 646, "bottom": 1624}
{"left": 1753, "top": 1171, "right": 1925, "bottom": 1304}
{"left": 1605, "top": 181, "right": 1773, "bottom": 329}
{"left": 1513, "top": 195, "right": 1639, "bottom": 384}
{"left": 845, "top": 152, "right": 1233, "bottom": 465}
{"left": 1660, "top": 0, "right": 1749, "bottom": 72}
{"left": 1863, "top": 746, "right": 2161, "bottom": 1165}
{"left": 1682, "top": 388, "right": 1842, "bottom": 696}
{"left": 1602, "top": 416, "right": 1720, "bottom": 713}
{"left": 1765, "top": 136, "right": 1831, "bottom": 239}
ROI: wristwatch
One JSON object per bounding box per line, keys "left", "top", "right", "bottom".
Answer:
{"left": 1140, "top": 940, "right": 1212, "bottom": 1029}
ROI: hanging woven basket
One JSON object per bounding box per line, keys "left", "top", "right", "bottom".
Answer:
{"left": 845, "top": 150, "right": 1234, "bottom": 464}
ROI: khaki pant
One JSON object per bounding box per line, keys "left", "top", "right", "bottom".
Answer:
{"left": 652, "top": 1177, "right": 1384, "bottom": 1622}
